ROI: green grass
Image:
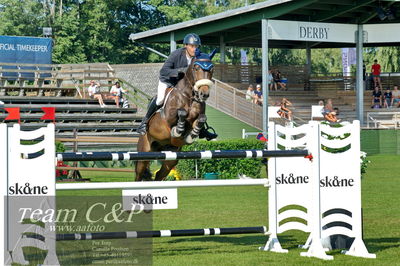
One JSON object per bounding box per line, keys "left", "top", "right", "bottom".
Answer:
{"left": 205, "top": 106, "right": 259, "bottom": 139}
{"left": 150, "top": 154, "right": 400, "bottom": 265}
{"left": 51, "top": 154, "right": 400, "bottom": 265}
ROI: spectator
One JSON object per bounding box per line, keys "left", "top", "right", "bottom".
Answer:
{"left": 87, "top": 80, "right": 106, "bottom": 107}
{"left": 254, "top": 84, "right": 263, "bottom": 106}
{"left": 318, "top": 100, "right": 325, "bottom": 106}
{"left": 325, "top": 107, "right": 341, "bottom": 123}
{"left": 275, "top": 70, "right": 287, "bottom": 91}
{"left": 304, "top": 80, "right": 311, "bottom": 91}
{"left": 245, "top": 84, "right": 257, "bottom": 104}
{"left": 324, "top": 99, "right": 334, "bottom": 113}
{"left": 371, "top": 59, "right": 382, "bottom": 90}
{"left": 268, "top": 69, "right": 276, "bottom": 91}
{"left": 323, "top": 99, "right": 340, "bottom": 122}
{"left": 392, "top": 85, "right": 400, "bottom": 108}
{"left": 107, "top": 81, "right": 126, "bottom": 107}
{"left": 277, "top": 98, "right": 292, "bottom": 120}
{"left": 383, "top": 88, "right": 392, "bottom": 108}
{"left": 272, "top": 69, "right": 279, "bottom": 91}
{"left": 371, "top": 86, "right": 382, "bottom": 109}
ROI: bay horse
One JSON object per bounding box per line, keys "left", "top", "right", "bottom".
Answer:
{"left": 135, "top": 50, "right": 216, "bottom": 181}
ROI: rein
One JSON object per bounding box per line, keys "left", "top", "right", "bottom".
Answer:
{"left": 181, "top": 58, "right": 213, "bottom": 104}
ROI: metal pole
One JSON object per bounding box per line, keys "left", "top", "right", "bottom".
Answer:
{"left": 220, "top": 36, "right": 226, "bottom": 64}
{"left": 356, "top": 25, "right": 364, "bottom": 125}
{"left": 261, "top": 19, "right": 269, "bottom": 135}
{"left": 170, "top": 32, "right": 176, "bottom": 52}
{"left": 135, "top": 42, "right": 168, "bottom": 59}
{"left": 306, "top": 43, "right": 312, "bottom": 78}
{"left": 72, "top": 129, "right": 78, "bottom": 179}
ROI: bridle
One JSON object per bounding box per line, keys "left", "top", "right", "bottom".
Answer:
{"left": 187, "top": 58, "right": 214, "bottom": 102}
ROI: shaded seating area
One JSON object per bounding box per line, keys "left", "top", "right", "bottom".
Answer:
{"left": 0, "top": 62, "right": 153, "bottom": 152}
{"left": 0, "top": 62, "right": 116, "bottom": 97}
{"left": 0, "top": 96, "right": 141, "bottom": 151}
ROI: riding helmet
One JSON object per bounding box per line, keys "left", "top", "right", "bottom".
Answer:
{"left": 183, "top": 33, "right": 201, "bottom": 46}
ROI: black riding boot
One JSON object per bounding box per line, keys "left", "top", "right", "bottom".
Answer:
{"left": 137, "top": 98, "right": 160, "bottom": 135}
{"left": 198, "top": 122, "right": 218, "bottom": 141}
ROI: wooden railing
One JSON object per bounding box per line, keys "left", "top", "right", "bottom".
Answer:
{"left": 208, "top": 78, "right": 263, "bottom": 130}
{"left": 310, "top": 72, "right": 400, "bottom": 91}
{"left": 0, "top": 62, "right": 116, "bottom": 97}
{"left": 56, "top": 135, "right": 137, "bottom": 177}
{"left": 208, "top": 78, "right": 310, "bottom": 129}
{"left": 214, "top": 64, "right": 400, "bottom": 91}
{"left": 214, "top": 64, "right": 307, "bottom": 90}
{"left": 117, "top": 77, "right": 152, "bottom": 113}
{"left": 367, "top": 112, "right": 400, "bottom": 129}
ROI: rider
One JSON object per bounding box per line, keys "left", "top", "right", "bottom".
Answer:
{"left": 137, "top": 33, "right": 218, "bottom": 140}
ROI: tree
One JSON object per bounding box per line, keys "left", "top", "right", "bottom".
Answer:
{"left": 376, "top": 47, "right": 400, "bottom": 72}
{"left": 0, "top": 0, "right": 399, "bottom": 73}
{"left": 0, "top": 0, "right": 45, "bottom": 36}
{"left": 52, "top": 6, "right": 86, "bottom": 63}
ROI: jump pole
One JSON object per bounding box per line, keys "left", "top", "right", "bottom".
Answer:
{"left": 56, "top": 178, "right": 269, "bottom": 190}
{"left": 50, "top": 226, "right": 268, "bottom": 241}
{"left": 53, "top": 149, "right": 309, "bottom": 162}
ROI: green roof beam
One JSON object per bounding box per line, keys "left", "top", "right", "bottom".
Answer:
{"left": 358, "top": 1, "right": 396, "bottom": 23}
{"left": 173, "top": 0, "right": 319, "bottom": 41}
{"left": 318, "top": 0, "right": 364, "bottom": 5}
{"left": 224, "top": 29, "right": 261, "bottom": 43}
{"left": 312, "top": 0, "right": 376, "bottom": 21}
{"left": 134, "top": 0, "right": 318, "bottom": 44}
{"left": 358, "top": 9, "right": 378, "bottom": 23}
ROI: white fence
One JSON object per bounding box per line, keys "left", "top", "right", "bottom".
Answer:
{"left": 367, "top": 112, "right": 400, "bottom": 129}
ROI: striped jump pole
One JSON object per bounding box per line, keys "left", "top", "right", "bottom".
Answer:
{"left": 54, "top": 226, "right": 268, "bottom": 241}
{"left": 53, "top": 149, "right": 309, "bottom": 162}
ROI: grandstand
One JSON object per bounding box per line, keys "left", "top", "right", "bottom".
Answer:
{"left": 0, "top": 63, "right": 151, "bottom": 152}
{"left": 114, "top": 63, "right": 400, "bottom": 128}
{"left": 1, "top": 62, "right": 399, "bottom": 150}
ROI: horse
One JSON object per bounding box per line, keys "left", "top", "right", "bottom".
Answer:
{"left": 135, "top": 50, "right": 216, "bottom": 181}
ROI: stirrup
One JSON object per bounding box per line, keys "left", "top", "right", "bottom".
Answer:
{"left": 204, "top": 122, "right": 215, "bottom": 132}
{"left": 206, "top": 126, "right": 216, "bottom": 135}
{"left": 199, "top": 126, "right": 218, "bottom": 141}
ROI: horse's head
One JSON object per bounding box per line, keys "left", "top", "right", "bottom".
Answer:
{"left": 189, "top": 49, "right": 216, "bottom": 102}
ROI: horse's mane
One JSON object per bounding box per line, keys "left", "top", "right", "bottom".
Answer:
{"left": 174, "top": 59, "right": 195, "bottom": 92}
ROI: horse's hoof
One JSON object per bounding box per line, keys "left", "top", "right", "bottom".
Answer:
{"left": 185, "top": 134, "right": 197, "bottom": 144}
{"left": 171, "top": 126, "right": 183, "bottom": 138}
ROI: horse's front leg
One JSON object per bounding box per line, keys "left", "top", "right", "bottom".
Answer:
{"left": 185, "top": 113, "right": 207, "bottom": 144}
{"left": 154, "top": 160, "right": 178, "bottom": 181}
{"left": 135, "top": 135, "right": 152, "bottom": 181}
{"left": 171, "top": 108, "right": 187, "bottom": 138}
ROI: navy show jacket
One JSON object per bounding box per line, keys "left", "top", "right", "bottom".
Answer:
{"left": 159, "top": 47, "right": 191, "bottom": 87}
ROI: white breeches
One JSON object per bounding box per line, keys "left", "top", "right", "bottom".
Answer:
{"left": 156, "top": 81, "right": 169, "bottom": 106}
